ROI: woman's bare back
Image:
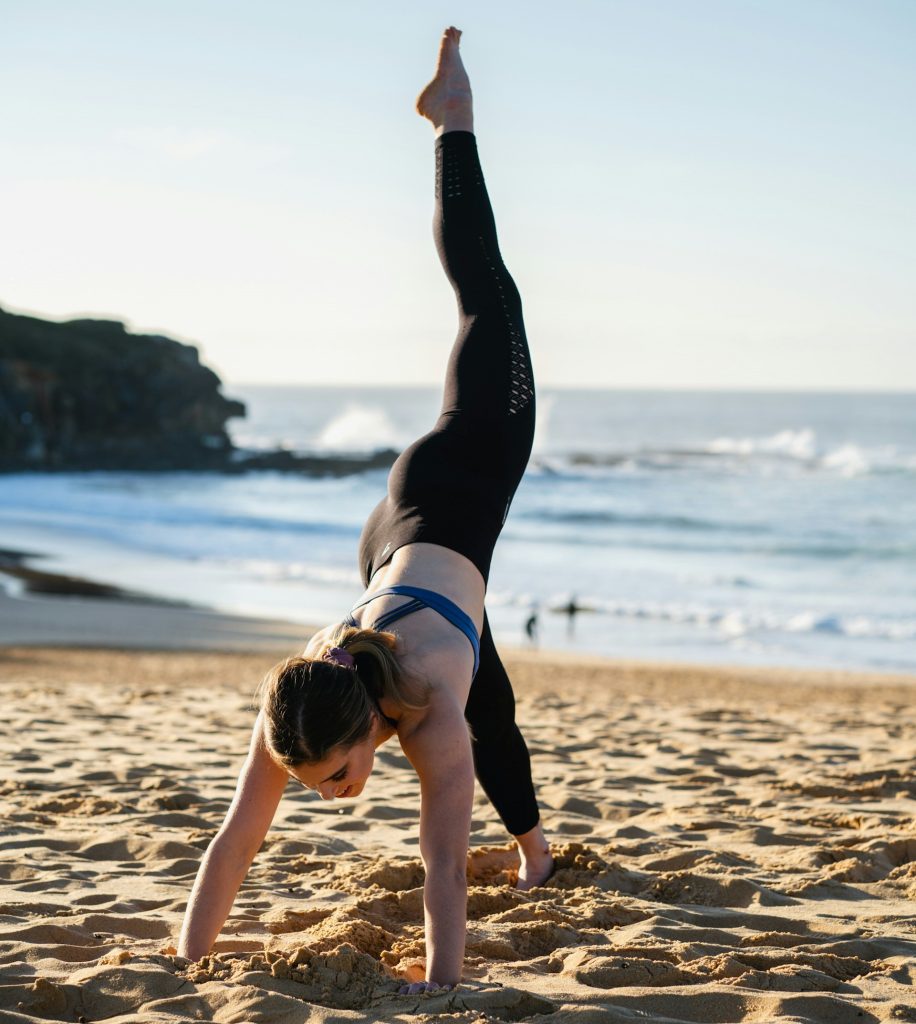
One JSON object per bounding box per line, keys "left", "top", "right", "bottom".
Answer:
{"left": 308, "top": 542, "right": 485, "bottom": 714}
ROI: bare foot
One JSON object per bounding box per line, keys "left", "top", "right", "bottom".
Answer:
{"left": 415, "top": 26, "right": 473, "bottom": 136}
{"left": 514, "top": 823, "right": 554, "bottom": 891}
{"left": 516, "top": 850, "right": 555, "bottom": 891}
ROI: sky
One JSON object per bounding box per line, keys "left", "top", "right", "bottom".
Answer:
{"left": 2, "top": 0, "right": 914, "bottom": 389}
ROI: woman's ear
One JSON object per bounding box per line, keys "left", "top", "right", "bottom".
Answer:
{"left": 370, "top": 707, "right": 395, "bottom": 745}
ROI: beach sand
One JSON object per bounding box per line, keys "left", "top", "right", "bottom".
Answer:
{"left": 1, "top": 626, "right": 915, "bottom": 1022}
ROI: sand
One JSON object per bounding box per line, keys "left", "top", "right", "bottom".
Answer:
{"left": 1, "top": 641, "right": 915, "bottom": 1023}
{"left": 0, "top": 588, "right": 308, "bottom": 652}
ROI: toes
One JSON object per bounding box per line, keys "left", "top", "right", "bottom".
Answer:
{"left": 397, "top": 980, "right": 449, "bottom": 996}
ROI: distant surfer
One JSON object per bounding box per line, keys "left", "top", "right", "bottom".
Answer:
{"left": 178, "top": 28, "right": 550, "bottom": 995}
{"left": 560, "top": 593, "right": 581, "bottom": 637}
{"left": 524, "top": 605, "right": 539, "bottom": 648}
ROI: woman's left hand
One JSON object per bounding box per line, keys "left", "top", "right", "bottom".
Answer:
{"left": 397, "top": 980, "right": 454, "bottom": 996}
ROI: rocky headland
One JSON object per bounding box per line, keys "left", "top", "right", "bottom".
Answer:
{"left": 0, "top": 306, "right": 396, "bottom": 475}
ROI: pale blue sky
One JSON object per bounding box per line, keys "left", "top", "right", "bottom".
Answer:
{"left": 2, "top": 0, "right": 914, "bottom": 388}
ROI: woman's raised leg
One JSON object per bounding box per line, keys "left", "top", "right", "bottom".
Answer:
{"left": 421, "top": 30, "right": 535, "bottom": 428}
{"left": 419, "top": 27, "right": 536, "bottom": 563}
{"left": 416, "top": 29, "right": 552, "bottom": 888}
{"left": 357, "top": 29, "right": 535, "bottom": 586}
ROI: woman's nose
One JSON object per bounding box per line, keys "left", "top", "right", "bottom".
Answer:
{"left": 318, "top": 784, "right": 336, "bottom": 801}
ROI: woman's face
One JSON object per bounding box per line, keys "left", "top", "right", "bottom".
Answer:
{"left": 289, "top": 718, "right": 380, "bottom": 800}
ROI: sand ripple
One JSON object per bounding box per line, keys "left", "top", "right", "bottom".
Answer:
{"left": 1, "top": 648, "right": 915, "bottom": 1023}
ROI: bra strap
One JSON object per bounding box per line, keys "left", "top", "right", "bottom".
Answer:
{"left": 345, "top": 585, "right": 481, "bottom": 677}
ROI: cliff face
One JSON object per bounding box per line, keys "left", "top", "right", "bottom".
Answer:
{"left": 0, "top": 307, "right": 246, "bottom": 470}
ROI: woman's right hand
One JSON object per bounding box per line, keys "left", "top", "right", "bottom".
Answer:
{"left": 176, "top": 712, "right": 288, "bottom": 959}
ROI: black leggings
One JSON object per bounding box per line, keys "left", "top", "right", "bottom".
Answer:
{"left": 357, "top": 131, "right": 539, "bottom": 836}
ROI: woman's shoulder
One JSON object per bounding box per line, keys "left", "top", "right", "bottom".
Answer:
{"left": 302, "top": 624, "right": 336, "bottom": 657}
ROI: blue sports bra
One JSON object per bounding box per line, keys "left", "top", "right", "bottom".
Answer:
{"left": 344, "top": 585, "right": 480, "bottom": 678}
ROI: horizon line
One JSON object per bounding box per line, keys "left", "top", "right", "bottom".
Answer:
{"left": 225, "top": 381, "right": 916, "bottom": 395}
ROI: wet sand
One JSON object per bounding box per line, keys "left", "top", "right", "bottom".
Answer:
{"left": 0, "top": 551, "right": 307, "bottom": 652}
{"left": 1, "top": 639, "right": 915, "bottom": 1023}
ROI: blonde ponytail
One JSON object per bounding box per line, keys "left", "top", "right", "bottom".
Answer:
{"left": 321, "top": 623, "right": 429, "bottom": 711}
{"left": 256, "top": 624, "right": 429, "bottom": 767}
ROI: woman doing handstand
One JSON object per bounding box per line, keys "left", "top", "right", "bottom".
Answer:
{"left": 177, "top": 27, "right": 552, "bottom": 992}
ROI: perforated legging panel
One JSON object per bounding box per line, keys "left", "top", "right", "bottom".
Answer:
{"left": 435, "top": 132, "right": 535, "bottom": 418}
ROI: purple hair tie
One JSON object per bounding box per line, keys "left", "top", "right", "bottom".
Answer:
{"left": 324, "top": 646, "right": 356, "bottom": 670}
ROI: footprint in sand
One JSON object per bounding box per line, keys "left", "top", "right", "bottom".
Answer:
{"left": 644, "top": 870, "right": 797, "bottom": 908}
{"left": 355, "top": 804, "right": 416, "bottom": 820}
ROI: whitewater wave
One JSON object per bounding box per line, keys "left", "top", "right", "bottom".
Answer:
{"left": 233, "top": 402, "right": 408, "bottom": 457}
{"left": 230, "top": 405, "right": 916, "bottom": 481}
{"left": 487, "top": 586, "right": 916, "bottom": 641}
{"left": 235, "top": 560, "right": 361, "bottom": 587}
{"left": 530, "top": 430, "right": 916, "bottom": 479}
{"left": 516, "top": 508, "right": 767, "bottom": 533}
{"left": 704, "top": 428, "right": 911, "bottom": 477}
{"left": 585, "top": 598, "right": 916, "bottom": 641}
{"left": 0, "top": 572, "right": 26, "bottom": 598}
{"left": 314, "top": 404, "right": 404, "bottom": 452}
{"left": 707, "top": 427, "right": 818, "bottom": 460}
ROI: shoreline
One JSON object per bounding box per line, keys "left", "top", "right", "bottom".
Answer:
{"left": 0, "top": 547, "right": 193, "bottom": 605}
{"left": 0, "top": 546, "right": 310, "bottom": 652}
{"left": 0, "top": 591, "right": 310, "bottom": 653}
{"left": 2, "top": 548, "right": 916, "bottom": 685}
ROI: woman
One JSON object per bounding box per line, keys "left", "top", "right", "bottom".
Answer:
{"left": 177, "top": 27, "right": 552, "bottom": 993}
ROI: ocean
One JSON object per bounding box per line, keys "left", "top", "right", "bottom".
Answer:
{"left": 2, "top": 386, "right": 915, "bottom": 672}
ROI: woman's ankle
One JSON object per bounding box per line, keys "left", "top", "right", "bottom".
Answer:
{"left": 436, "top": 114, "right": 474, "bottom": 138}
{"left": 515, "top": 821, "right": 549, "bottom": 861}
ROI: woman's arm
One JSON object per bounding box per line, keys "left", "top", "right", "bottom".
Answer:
{"left": 399, "top": 693, "right": 475, "bottom": 988}
{"left": 177, "top": 711, "right": 289, "bottom": 960}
